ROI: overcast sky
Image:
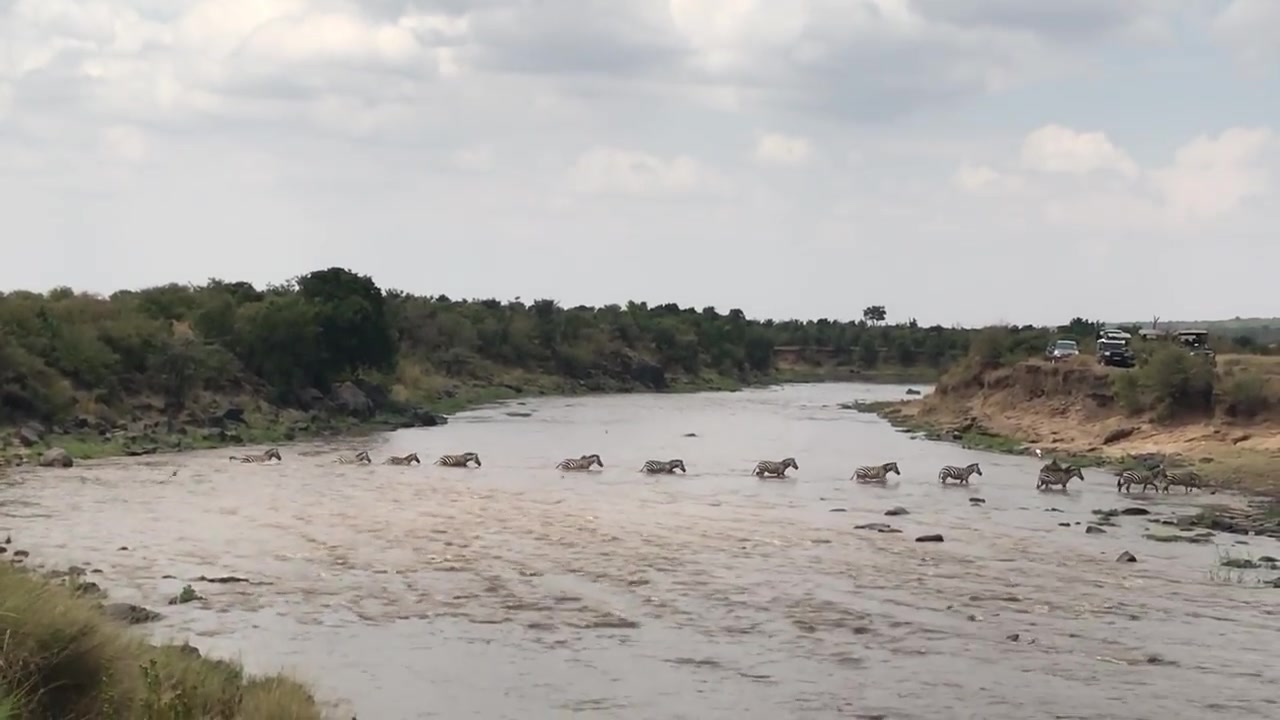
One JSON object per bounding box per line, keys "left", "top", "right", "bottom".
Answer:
{"left": 1, "top": 1, "right": 1277, "bottom": 326}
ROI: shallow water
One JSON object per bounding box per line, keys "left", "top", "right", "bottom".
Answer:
{"left": 4, "top": 383, "right": 1280, "bottom": 719}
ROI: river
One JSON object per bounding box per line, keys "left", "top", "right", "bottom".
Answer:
{"left": 3, "top": 382, "right": 1279, "bottom": 719}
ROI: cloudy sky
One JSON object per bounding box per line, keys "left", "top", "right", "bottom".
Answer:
{"left": 1, "top": 1, "right": 1277, "bottom": 326}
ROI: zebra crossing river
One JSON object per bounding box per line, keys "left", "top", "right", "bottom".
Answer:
{"left": 3, "top": 383, "right": 1278, "bottom": 719}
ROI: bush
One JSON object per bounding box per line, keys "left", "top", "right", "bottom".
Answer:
{"left": 1223, "top": 371, "right": 1270, "bottom": 419}
{"left": 0, "top": 564, "right": 323, "bottom": 719}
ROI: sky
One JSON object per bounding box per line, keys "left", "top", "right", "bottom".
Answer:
{"left": 1, "top": 0, "right": 1278, "bottom": 327}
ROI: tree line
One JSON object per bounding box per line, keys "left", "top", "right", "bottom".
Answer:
{"left": 0, "top": 268, "right": 983, "bottom": 424}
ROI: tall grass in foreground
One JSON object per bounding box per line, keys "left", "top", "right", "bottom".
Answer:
{"left": 0, "top": 564, "right": 325, "bottom": 719}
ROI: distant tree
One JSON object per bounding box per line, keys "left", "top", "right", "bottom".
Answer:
{"left": 862, "top": 305, "right": 887, "bottom": 325}
{"left": 295, "top": 267, "right": 396, "bottom": 377}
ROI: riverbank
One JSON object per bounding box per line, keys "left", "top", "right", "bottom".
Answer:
{"left": 865, "top": 354, "right": 1280, "bottom": 497}
{"left": 0, "top": 557, "right": 325, "bottom": 719}
{"left": 2, "top": 365, "right": 935, "bottom": 466}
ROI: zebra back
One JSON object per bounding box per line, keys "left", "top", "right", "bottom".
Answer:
{"left": 436, "top": 452, "right": 481, "bottom": 467}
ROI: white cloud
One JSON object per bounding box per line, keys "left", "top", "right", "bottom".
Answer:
{"left": 953, "top": 164, "right": 1023, "bottom": 194}
{"left": 1020, "top": 124, "right": 1139, "bottom": 178}
{"left": 753, "top": 132, "right": 813, "bottom": 167}
{"left": 569, "top": 147, "right": 723, "bottom": 198}
{"left": 98, "top": 124, "right": 146, "bottom": 163}
{"left": 0, "top": 0, "right": 1275, "bottom": 326}
{"left": 1150, "top": 127, "right": 1276, "bottom": 221}
{"left": 1212, "top": 0, "right": 1280, "bottom": 66}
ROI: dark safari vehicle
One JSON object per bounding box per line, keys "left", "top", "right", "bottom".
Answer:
{"left": 1096, "top": 338, "right": 1136, "bottom": 368}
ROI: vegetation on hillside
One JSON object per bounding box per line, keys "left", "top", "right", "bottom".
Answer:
{"left": 0, "top": 564, "right": 323, "bottom": 719}
{"left": 0, "top": 268, "right": 974, "bottom": 445}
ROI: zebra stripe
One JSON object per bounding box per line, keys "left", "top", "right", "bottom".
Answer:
{"left": 1117, "top": 466, "right": 1165, "bottom": 493}
{"left": 852, "top": 462, "right": 900, "bottom": 483}
{"left": 1161, "top": 470, "right": 1203, "bottom": 493}
{"left": 641, "top": 459, "right": 686, "bottom": 474}
{"left": 336, "top": 451, "right": 372, "bottom": 465}
{"left": 384, "top": 452, "right": 421, "bottom": 466}
{"left": 557, "top": 454, "right": 603, "bottom": 471}
{"left": 938, "top": 463, "right": 982, "bottom": 484}
{"left": 229, "top": 448, "right": 282, "bottom": 464}
{"left": 752, "top": 457, "right": 798, "bottom": 478}
{"left": 1037, "top": 463, "right": 1084, "bottom": 490}
{"left": 436, "top": 453, "right": 481, "bottom": 468}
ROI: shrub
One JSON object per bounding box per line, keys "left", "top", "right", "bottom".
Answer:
{"left": 0, "top": 564, "right": 323, "bottom": 719}
{"left": 1223, "top": 371, "right": 1270, "bottom": 419}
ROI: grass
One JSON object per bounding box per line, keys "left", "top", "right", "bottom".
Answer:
{"left": 0, "top": 564, "right": 325, "bottom": 719}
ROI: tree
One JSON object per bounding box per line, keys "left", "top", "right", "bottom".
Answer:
{"left": 295, "top": 267, "right": 396, "bottom": 377}
{"left": 862, "top": 305, "right": 887, "bottom": 325}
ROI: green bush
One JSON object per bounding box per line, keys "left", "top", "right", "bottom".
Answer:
{"left": 1223, "top": 371, "right": 1269, "bottom": 419}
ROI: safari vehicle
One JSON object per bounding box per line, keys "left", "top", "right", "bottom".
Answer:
{"left": 1096, "top": 338, "right": 1136, "bottom": 368}
{"left": 1045, "top": 339, "right": 1080, "bottom": 362}
{"left": 1173, "top": 329, "right": 1216, "bottom": 367}
{"left": 1098, "top": 328, "right": 1132, "bottom": 342}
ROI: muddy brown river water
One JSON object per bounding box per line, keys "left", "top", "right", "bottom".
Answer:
{"left": 3, "top": 383, "right": 1280, "bottom": 719}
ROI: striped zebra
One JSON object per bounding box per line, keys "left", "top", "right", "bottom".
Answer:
{"left": 852, "top": 461, "right": 900, "bottom": 483}
{"left": 336, "top": 451, "right": 372, "bottom": 465}
{"left": 229, "top": 448, "right": 282, "bottom": 464}
{"left": 1117, "top": 466, "right": 1165, "bottom": 493}
{"left": 1037, "top": 463, "right": 1084, "bottom": 490}
{"left": 383, "top": 452, "right": 421, "bottom": 466}
{"left": 556, "top": 454, "right": 603, "bottom": 471}
{"left": 435, "top": 452, "right": 481, "bottom": 468}
{"left": 641, "top": 459, "right": 686, "bottom": 474}
{"left": 1161, "top": 469, "right": 1203, "bottom": 493}
{"left": 938, "top": 462, "right": 982, "bottom": 485}
{"left": 752, "top": 457, "right": 798, "bottom": 478}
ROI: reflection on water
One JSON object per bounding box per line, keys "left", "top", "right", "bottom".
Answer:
{"left": 3, "top": 383, "right": 1280, "bottom": 720}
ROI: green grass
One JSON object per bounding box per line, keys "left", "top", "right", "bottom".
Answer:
{"left": 0, "top": 564, "right": 325, "bottom": 719}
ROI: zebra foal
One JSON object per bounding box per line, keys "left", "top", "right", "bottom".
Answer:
{"left": 384, "top": 452, "right": 421, "bottom": 466}
{"left": 852, "top": 462, "right": 900, "bottom": 483}
{"left": 229, "top": 448, "right": 282, "bottom": 464}
{"left": 752, "top": 457, "right": 798, "bottom": 478}
{"left": 336, "top": 450, "right": 372, "bottom": 465}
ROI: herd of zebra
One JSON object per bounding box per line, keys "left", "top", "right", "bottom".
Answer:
{"left": 228, "top": 447, "right": 1207, "bottom": 493}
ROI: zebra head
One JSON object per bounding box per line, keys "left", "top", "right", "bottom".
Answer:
{"left": 464, "top": 452, "right": 481, "bottom": 467}
{"left": 885, "top": 461, "right": 900, "bottom": 475}
{"left": 670, "top": 459, "right": 687, "bottom": 473}
{"left": 355, "top": 450, "right": 372, "bottom": 463}
{"left": 586, "top": 454, "right": 603, "bottom": 468}
{"left": 781, "top": 457, "right": 798, "bottom": 470}
{"left": 265, "top": 448, "right": 283, "bottom": 461}
{"left": 1065, "top": 465, "right": 1084, "bottom": 482}
{"left": 967, "top": 462, "right": 983, "bottom": 476}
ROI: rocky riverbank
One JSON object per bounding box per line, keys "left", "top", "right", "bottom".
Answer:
{"left": 0, "top": 538, "right": 329, "bottom": 718}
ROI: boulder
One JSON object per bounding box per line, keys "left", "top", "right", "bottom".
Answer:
{"left": 330, "top": 382, "right": 374, "bottom": 418}
{"left": 101, "top": 603, "right": 162, "bottom": 625}
{"left": 38, "top": 448, "right": 73, "bottom": 468}
{"left": 17, "top": 423, "right": 43, "bottom": 447}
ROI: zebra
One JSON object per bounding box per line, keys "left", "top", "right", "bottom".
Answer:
{"left": 336, "top": 451, "right": 372, "bottom": 465}
{"left": 852, "top": 461, "right": 900, "bottom": 483}
{"left": 1117, "top": 466, "right": 1165, "bottom": 493}
{"left": 938, "top": 462, "right": 982, "bottom": 485}
{"left": 641, "top": 459, "right": 686, "bottom": 474}
{"left": 752, "top": 457, "right": 798, "bottom": 478}
{"left": 556, "top": 454, "right": 603, "bottom": 471}
{"left": 229, "top": 448, "right": 282, "bottom": 464}
{"left": 1037, "top": 463, "right": 1084, "bottom": 490}
{"left": 435, "top": 452, "right": 482, "bottom": 468}
{"left": 1161, "top": 469, "right": 1203, "bottom": 493}
{"left": 383, "top": 452, "right": 421, "bottom": 466}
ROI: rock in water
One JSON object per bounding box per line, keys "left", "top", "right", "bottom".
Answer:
{"left": 915, "top": 534, "right": 944, "bottom": 543}
{"left": 1116, "top": 551, "right": 1138, "bottom": 563}
{"left": 38, "top": 447, "right": 73, "bottom": 468}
